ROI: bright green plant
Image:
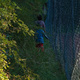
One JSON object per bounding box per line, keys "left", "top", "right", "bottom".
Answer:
{"left": 7, "top": 0, "right": 48, "bottom": 80}
{"left": 0, "top": 0, "right": 34, "bottom": 79}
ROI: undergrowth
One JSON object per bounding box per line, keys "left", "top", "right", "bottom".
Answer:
{"left": 12, "top": 38, "right": 67, "bottom": 80}
{"left": 0, "top": 0, "right": 67, "bottom": 80}
{"left": 8, "top": 0, "right": 67, "bottom": 80}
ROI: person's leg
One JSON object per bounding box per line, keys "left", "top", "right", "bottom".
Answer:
{"left": 36, "top": 43, "right": 44, "bottom": 52}
{"left": 36, "top": 44, "right": 41, "bottom": 52}
{"left": 40, "top": 43, "right": 44, "bottom": 52}
{"left": 41, "top": 46, "right": 44, "bottom": 52}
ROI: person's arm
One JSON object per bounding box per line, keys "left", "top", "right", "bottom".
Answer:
{"left": 42, "top": 30, "right": 48, "bottom": 39}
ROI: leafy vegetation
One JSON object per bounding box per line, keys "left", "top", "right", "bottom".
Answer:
{"left": 0, "top": 0, "right": 34, "bottom": 79}
{"left": 0, "top": 0, "right": 66, "bottom": 80}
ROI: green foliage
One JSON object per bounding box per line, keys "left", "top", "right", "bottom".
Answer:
{"left": 13, "top": 0, "right": 47, "bottom": 26}
{"left": 0, "top": 0, "right": 66, "bottom": 80}
{"left": 0, "top": 33, "right": 10, "bottom": 80}
{"left": 0, "top": 0, "right": 34, "bottom": 79}
{"left": 7, "top": 0, "right": 66, "bottom": 80}
{"left": 7, "top": 0, "right": 48, "bottom": 79}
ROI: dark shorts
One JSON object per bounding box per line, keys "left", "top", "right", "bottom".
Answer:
{"left": 36, "top": 43, "right": 43, "bottom": 47}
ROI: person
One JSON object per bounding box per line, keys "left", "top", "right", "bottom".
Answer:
{"left": 35, "top": 15, "right": 46, "bottom": 32}
{"left": 34, "top": 23, "right": 48, "bottom": 52}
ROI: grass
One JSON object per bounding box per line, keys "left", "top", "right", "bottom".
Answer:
{"left": 29, "top": 39, "right": 67, "bottom": 80}
{"left": 18, "top": 37, "right": 67, "bottom": 80}
{"left": 8, "top": 38, "right": 67, "bottom": 80}
{"left": 7, "top": 1, "right": 67, "bottom": 79}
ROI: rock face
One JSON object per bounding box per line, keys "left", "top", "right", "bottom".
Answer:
{"left": 45, "top": 0, "right": 80, "bottom": 80}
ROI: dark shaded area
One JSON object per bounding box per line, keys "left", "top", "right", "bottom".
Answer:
{"left": 45, "top": 0, "right": 80, "bottom": 80}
